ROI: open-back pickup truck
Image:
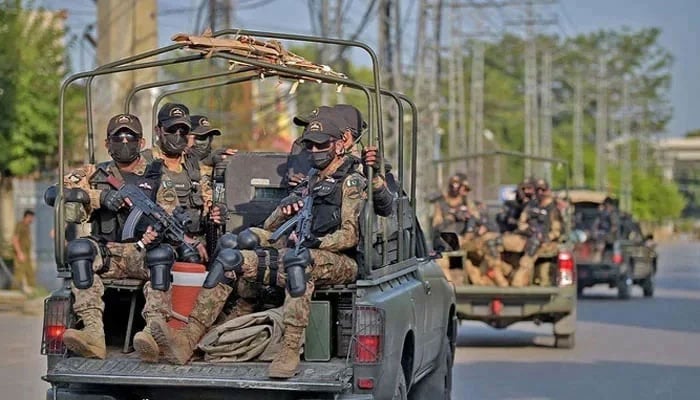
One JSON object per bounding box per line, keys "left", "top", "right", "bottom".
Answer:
{"left": 569, "top": 190, "right": 657, "bottom": 299}
{"left": 42, "top": 30, "right": 456, "bottom": 400}
{"left": 434, "top": 151, "right": 577, "bottom": 349}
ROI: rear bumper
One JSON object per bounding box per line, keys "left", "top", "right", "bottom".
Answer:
{"left": 577, "top": 263, "right": 622, "bottom": 287}
{"left": 46, "top": 388, "right": 373, "bottom": 400}
{"left": 454, "top": 285, "right": 576, "bottom": 325}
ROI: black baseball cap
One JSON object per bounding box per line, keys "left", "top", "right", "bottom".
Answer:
{"left": 190, "top": 115, "right": 221, "bottom": 137}
{"left": 157, "top": 103, "right": 191, "bottom": 131}
{"left": 106, "top": 113, "right": 143, "bottom": 137}
{"left": 300, "top": 117, "right": 344, "bottom": 144}
{"left": 294, "top": 104, "right": 367, "bottom": 138}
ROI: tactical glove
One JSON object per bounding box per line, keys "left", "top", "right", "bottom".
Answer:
{"left": 99, "top": 189, "right": 124, "bottom": 212}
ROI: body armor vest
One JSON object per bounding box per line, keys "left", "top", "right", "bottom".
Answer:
{"left": 438, "top": 195, "right": 469, "bottom": 234}
{"left": 309, "top": 159, "right": 357, "bottom": 238}
{"left": 158, "top": 154, "right": 205, "bottom": 235}
{"left": 89, "top": 160, "right": 163, "bottom": 242}
{"left": 526, "top": 201, "right": 555, "bottom": 237}
{"left": 598, "top": 210, "right": 612, "bottom": 233}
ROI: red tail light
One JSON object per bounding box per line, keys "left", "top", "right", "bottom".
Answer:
{"left": 557, "top": 252, "right": 575, "bottom": 286}
{"left": 42, "top": 294, "right": 72, "bottom": 355}
{"left": 612, "top": 253, "right": 623, "bottom": 264}
{"left": 354, "top": 306, "right": 384, "bottom": 364}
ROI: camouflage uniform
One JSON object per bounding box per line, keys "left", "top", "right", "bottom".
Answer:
{"left": 431, "top": 191, "right": 473, "bottom": 285}
{"left": 501, "top": 194, "right": 562, "bottom": 287}
{"left": 151, "top": 156, "right": 365, "bottom": 375}
{"left": 62, "top": 157, "right": 179, "bottom": 358}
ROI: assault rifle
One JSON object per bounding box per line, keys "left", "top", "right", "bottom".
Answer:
{"left": 269, "top": 168, "right": 319, "bottom": 244}
{"left": 205, "top": 159, "right": 228, "bottom": 257}
{"left": 92, "top": 167, "right": 201, "bottom": 263}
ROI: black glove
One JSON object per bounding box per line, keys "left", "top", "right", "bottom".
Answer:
{"left": 299, "top": 234, "right": 322, "bottom": 249}
{"left": 99, "top": 189, "right": 124, "bottom": 212}
{"left": 280, "top": 193, "right": 303, "bottom": 208}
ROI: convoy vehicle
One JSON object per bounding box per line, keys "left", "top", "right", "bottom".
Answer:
{"left": 568, "top": 189, "right": 657, "bottom": 299}
{"left": 42, "top": 30, "right": 456, "bottom": 400}
{"left": 434, "top": 151, "right": 577, "bottom": 349}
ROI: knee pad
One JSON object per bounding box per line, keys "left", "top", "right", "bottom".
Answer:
{"left": 211, "top": 233, "right": 238, "bottom": 260}
{"left": 146, "top": 245, "right": 175, "bottom": 291}
{"left": 66, "top": 239, "right": 97, "bottom": 289}
{"left": 203, "top": 248, "right": 244, "bottom": 289}
{"left": 237, "top": 228, "right": 260, "bottom": 250}
{"left": 282, "top": 248, "right": 312, "bottom": 298}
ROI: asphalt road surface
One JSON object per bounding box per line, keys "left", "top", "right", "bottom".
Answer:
{"left": 1, "top": 242, "right": 698, "bottom": 399}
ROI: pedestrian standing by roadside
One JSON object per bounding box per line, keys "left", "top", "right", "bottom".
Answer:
{"left": 12, "top": 209, "right": 35, "bottom": 294}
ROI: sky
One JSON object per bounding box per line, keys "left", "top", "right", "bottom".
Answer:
{"left": 44, "top": 0, "right": 700, "bottom": 137}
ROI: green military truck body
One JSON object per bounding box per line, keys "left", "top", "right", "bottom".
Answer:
{"left": 42, "top": 30, "right": 456, "bottom": 400}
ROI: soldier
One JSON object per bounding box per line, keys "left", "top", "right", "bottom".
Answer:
{"left": 496, "top": 178, "right": 535, "bottom": 233}
{"left": 151, "top": 115, "right": 365, "bottom": 380}
{"left": 501, "top": 179, "right": 562, "bottom": 287}
{"left": 60, "top": 113, "right": 181, "bottom": 361}
{"left": 289, "top": 104, "right": 393, "bottom": 217}
{"left": 431, "top": 173, "right": 477, "bottom": 285}
{"left": 11, "top": 210, "right": 35, "bottom": 293}
{"left": 144, "top": 103, "right": 223, "bottom": 261}
{"left": 592, "top": 196, "right": 620, "bottom": 262}
{"left": 187, "top": 114, "right": 236, "bottom": 182}
{"left": 462, "top": 209, "right": 510, "bottom": 287}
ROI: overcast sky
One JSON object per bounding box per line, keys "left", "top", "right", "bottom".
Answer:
{"left": 45, "top": 0, "right": 699, "bottom": 137}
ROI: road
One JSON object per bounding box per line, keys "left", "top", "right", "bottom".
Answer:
{"left": 1, "top": 242, "right": 698, "bottom": 399}
{"left": 454, "top": 241, "right": 700, "bottom": 400}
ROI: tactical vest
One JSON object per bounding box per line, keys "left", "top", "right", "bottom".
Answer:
{"left": 598, "top": 210, "right": 612, "bottom": 233}
{"left": 526, "top": 201, "right": 556, "bottom": 237}
{"left": 153, "top": 152, "right": 205, "bottom": 235}
{"left": 89, "top": 160, "right": 163, "bottom": 243}
{"left": 310, "top": 159, "right": 357, "bottom": 238}
{"left": 437, "top": 195, "right": 469, "bottom": 233}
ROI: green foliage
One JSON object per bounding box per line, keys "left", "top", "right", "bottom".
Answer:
{"left": 0, "top": 1, "right": 81, "bottom": 176}
{"left": 685, "top": 128, "right": 700, "bottom": 137}
{"left": 449, "top": 27, "right": 680, "bottom": 221}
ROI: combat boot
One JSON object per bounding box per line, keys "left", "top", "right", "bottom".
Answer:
{"left": 152, "top": 283, "right": 232, "bottom": 365}
{"left": 133, "top": 318, "right": 164, "bottom": 363}
{"left": 269, "top": 325, "right": 305, "bottom": 378}
{"left": 63, "top": 308, "right": 106, "bottom": 359}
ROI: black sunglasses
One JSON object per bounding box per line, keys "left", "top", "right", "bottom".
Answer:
{"left": 109, "top": 132, "right": 140, "bottom": 143}
{"left": 164, "top": 125, "right": 190, "bottom": 135}
{"left": 304, "top": 140, "right": 334, "bottom": 151}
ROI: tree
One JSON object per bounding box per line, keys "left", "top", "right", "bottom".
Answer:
{"left": 685, "top": 129, "right": 700, "bottom": 138}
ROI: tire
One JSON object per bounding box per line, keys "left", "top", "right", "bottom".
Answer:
{"left": 642, "top": 277, "right": 655, "bottom": 297}
{"left": 392, "top": 366, "right": 408, "bottom": 400}
{"left": 409, "top": 340, "right": 453, "bottom": 400}
{"left": 555, "top": 333, "right": 575, "bottom": 349}
{"left": 617, "top": 276, "right": 631, "bottom": 300}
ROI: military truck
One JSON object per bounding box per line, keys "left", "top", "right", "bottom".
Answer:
{"left": 42, "top": 30, "right": 456, "bottom": 400}
{"left": 434, "top": 151, "right": 577, "bottom": 349}
{"left": 568, "top": 189, "right": 657, "bottom": 299}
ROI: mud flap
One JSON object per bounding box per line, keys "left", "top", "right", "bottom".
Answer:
{"left": 553, "top": 306, "right": 576, "bottom": 335}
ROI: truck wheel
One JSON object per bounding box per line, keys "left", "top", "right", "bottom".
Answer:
{"left": 392, "top": 368, "right": 408, "bottom": 400}
{"left": 555, "top": 333, "right": 575, "bottom": 349}
{"left": 408, "top": 340, "right": 452, "bottom": 400}
{"left": 642, "top": 277, "right": 655, "bottom": 297}
{"left": 617, "top": 276, "right": 631, "bottom": 300}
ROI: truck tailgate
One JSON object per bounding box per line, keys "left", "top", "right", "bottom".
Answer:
{"left": 454, "top": 285, "right": 574, "bottom": 320}
{"left": 44, "top": 357, "right": 352, "bottom": 393}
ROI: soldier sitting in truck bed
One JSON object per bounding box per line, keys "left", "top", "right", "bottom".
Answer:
{"left": 501, "top": 179, "right": 562, "bottom": 286}
{"left": 151, "top": 113, "right": 367, "bottom": 380}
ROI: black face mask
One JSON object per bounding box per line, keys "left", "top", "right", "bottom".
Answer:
{"left": 309, "top": 149, "right": 335, "bottom": 169}
{"left": 189, "top": 138, "right": 212, "bottom": 161}
{"left": 108, "top": 141, "right": 140, "bottom": 163}
{"left": 159, "top": 131, "right": 188, "bottom": 156}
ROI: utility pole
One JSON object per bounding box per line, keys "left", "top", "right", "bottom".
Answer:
{"left": 469, "top": 39, "right": 485, "bottom": 196}
{"left": 620, "top": 77, "right": 632, "bottom": 212}
{"left": 540, "top": 48, "right": 553, "bottom": 181}
{"left": 414, "top": 0, "right": 444, "bottom": 233}
{"left": 595, "top": 55, "right": 608, "bottom": 191}
{"left": 572, "top": 72, "right": 584, "bottom": 187}
{"left": 523, "top": 2, "right": 538, "bottom": 177}
{"left": 95, "top": 0, "right": 158, "bottom": 162}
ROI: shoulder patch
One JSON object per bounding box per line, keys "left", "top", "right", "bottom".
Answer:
{"left": 162, "top": 180, "right": 173, "bottom": 189}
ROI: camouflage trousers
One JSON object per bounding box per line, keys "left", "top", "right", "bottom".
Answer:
{"left": 501, "top": 233, "right": 559, "bottom": 287}
{"left": 70, "top": 239, "right": 171, "bottom": 323}
{"left": 235, "top": 247, "right": 357, "bottom": 328}
{"left": 463, "top": 232, "right": 510, "bottom": 287}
